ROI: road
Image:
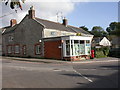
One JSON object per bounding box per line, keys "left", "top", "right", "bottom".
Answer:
{"left": 2, "top": 57, "right": 119, "bottom": 88}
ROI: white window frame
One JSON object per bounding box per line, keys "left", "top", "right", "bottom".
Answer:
{"left": 35, "top": 44, "right": 41, "bottom": 55}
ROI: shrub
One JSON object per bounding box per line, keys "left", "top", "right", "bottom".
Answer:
{"left": 94, "top": 46, "right": 110, "bottom": 58}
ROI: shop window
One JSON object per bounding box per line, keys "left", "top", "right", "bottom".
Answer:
{"left": 80, "top": 40, "right": 84, "bottom": 44}
{"left": 79, "top": 40, "right": 85, "bottom": 55}
{"left": 66, "top": 40, "right": 70, "bottom": 55}
{"left": 86, "top": 40, "right": 91, "bottom": 55}
{"left": 15, "top": 45, "right": 20, "bottom": 54}
{"left": 74, "top": 40, "right": 80, "bottom": 55}
{"left": 35, "top": 44, "right": 41, "bottom": 55}
{"left": 86, "top": 40, "right": 90, "bottom": 43}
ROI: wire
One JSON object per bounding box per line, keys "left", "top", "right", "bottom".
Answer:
{"left": 0, "top": 10, "right": 17, "bottom": 18}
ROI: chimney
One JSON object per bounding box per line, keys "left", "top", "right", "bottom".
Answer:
{"left": 28, "top": 6, "right": 35, "bottom": 19}
{"left": 62, "top": 17, "right": 68, "bottom": 26}
{"left": 10, "top": 19, "right": 17, "bottom": 27}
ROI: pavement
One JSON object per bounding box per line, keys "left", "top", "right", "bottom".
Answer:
{"left": 1, "top": 56, "right": 119, "bottom": 64}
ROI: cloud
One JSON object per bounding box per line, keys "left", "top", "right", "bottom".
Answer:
{"left": 1, "top": 0, "right": 76, "bottom": 28}
{"left": 1, "top": 0, "right": 118, "bottom": 28}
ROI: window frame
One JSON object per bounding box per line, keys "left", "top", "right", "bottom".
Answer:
{"left": 7, "top": 45, "right": 12, "bottom": 54}
{"left": 22, "top": 45, "right": 26, "bottom": 55}
{"left": 8, "top": 35, "right": 14, "bottom": 42}
{"left": 34, "top": 43, "right": 41, "bottom": 55}
{"left": 50, "top": 31, "right": 57, "bottom": 36}
{"left": 14, "top": 44, "right": 20, "bottom": 54}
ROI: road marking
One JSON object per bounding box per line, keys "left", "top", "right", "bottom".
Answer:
{"left": 73, "top": 69, "right": 93, "bottom": 82}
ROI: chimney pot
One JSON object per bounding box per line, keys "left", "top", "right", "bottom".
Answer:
{"left": 28, "top": 6, "right": 35, "bottom": 19}
{"left": 62, "top": 18, "right": 68, "bottom": 26}
{"left": 10, "top": 19, "right": 17, "bottom": 27}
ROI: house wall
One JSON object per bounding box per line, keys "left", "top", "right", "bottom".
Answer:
{"left": 2, "top": 32, "right": 14, "bottom": 56}
{"left": 3, "top": 16, "right": 44, "bottom": 58}
{"left": 44, "top": 29, "right": 76, "bottom": 38}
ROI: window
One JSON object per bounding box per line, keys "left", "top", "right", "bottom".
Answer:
{"left": 15, "top": 45, "right": 20, "bottom": 54}
{"left": 35, "top": 44, "right": 41, "bottom": 55}
{"left": 66, "top": 40, "right": 70, "bottom": 55}
{"left": 7, "top": 45, "right": 12, "bottom": 54}
{"left": 22, "top": 45, "right": 26, "bottom": 55}
{"left": 74, "top": 40, "right": 80, "bottom": 55}
{"left": 86, "top": 40, "right": 90, "bottom": 44}
{"left": 51, "top": 31, "right": 56, "bottom": 36}
{"left": 8, "top": 35, "right": 14, "bottom": 42}
{"left": 86, "top": 40, "right": 90, "bottom": 55}
{"left": 79, "top": 40, "right": 85, "bottom": 55}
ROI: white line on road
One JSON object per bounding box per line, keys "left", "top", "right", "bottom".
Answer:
{"left": 73, "top": 69, "right": 93, "bottom": 82}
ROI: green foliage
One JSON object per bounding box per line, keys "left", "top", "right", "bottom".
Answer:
{"left": 106, "top": 22, "right": 120, "bottom": 36}
{"left": 80, "top": 26, "right": 89, "bottom": 31}
{"left": 91, "top": 26, "right": 107, "bottom": 37}
{"left": 95, "top": 50, "right": 106, "bottom": 58}
{"left": 95, "top": 46, "right": 110, "bottom": 58}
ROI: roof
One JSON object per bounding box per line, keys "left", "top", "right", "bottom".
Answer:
{"left": 93, "top": 37, "right": 111, "bottom": 43}
{"left": 2, "top": 24, "right": 18, "bottom": 34}
{"left": 2, "top": 15, "right": 92, "bottom": 35}
{"left": 92, "top": 37, "right": 104, "bottom": 43}
{"left": 35, "top": 18, "right": 91, "bottom": 35}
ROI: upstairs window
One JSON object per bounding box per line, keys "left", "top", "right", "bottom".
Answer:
{"left": 8, "top": 35, "right": 14, "bottom": 42}
{"left": 50, "top": 31, "right": 56, "bottom": 36}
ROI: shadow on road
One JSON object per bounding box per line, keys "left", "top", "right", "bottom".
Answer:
{"left": 77, "top": 72, "right": 119, "bottom": 88}
{"left": 61, "top": 64, "right": 119, "bottom": 88}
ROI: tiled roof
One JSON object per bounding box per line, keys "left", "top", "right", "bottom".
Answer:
{"left": 35, "top": 18, "right": 91, "bottom": 35}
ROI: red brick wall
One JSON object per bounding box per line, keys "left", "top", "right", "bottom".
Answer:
{"left": 64, "top": 55, "right": 90, "bottom": 61}
{"left": 44, "top": 40, "right": 62, "bottom": 60}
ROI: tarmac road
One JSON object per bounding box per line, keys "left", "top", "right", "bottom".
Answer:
{"left": 2, "top": 57, "right": 119, "bottom": 88}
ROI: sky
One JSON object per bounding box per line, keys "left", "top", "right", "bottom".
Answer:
{"left": 0, "top": 0, "right": 119, "bottom": 31}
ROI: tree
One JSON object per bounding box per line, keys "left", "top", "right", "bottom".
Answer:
{"left": 106, "top": 22, "right": 120, "bottom": 36}
{"left": 91, "top": 26, "right": 107, "bottom": 37}
{"left": 79, "top": 26, "right": 89, "bottom": 31}
{"left": 4, "top": 0, "right": 26, "bottom": 10}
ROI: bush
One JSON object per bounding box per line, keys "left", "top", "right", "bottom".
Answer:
{"left": 94, "top": 46, "right": 110, "bottom": 58}
{"left": 95, "top": 50, "right": 107, "bottom": 58}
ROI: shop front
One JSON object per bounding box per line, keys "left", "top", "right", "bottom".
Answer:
{"left": 43, "top": 36, "right": 93, "bottom": 61}
{"left": 62, "top": 36, "right": 93, "bottom": 61}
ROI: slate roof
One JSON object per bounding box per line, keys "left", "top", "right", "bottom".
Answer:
{"left": 92, "top": 37, "right": 105, "bottom": 44}
{"left": 2, "top": 24, "right": 18, "bottom": 34}
{"left": 35, "top": 18, "right": 91, "bottom": 35}
{"left": 2, "top": 16, "right": 91, "bottom": 35}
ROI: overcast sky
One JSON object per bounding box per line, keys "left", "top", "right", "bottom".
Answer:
{"left": 0, "top": 0, "right": 119, "bottom": 30}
